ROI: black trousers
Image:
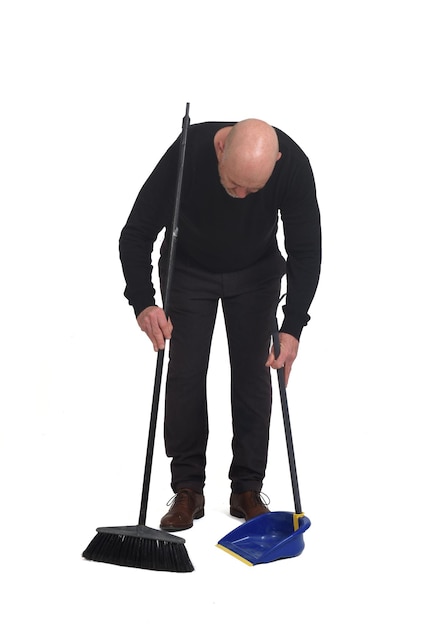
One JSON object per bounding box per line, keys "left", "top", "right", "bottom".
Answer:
{"left": 160, "top": 252, "right": 285, "bottom": 494}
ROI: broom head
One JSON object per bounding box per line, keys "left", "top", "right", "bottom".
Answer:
{"left": 82, "top": 524, "right": 194, "bottom": 572}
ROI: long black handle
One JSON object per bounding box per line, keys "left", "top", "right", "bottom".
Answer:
{"left": 272, "top": 332, "right": 303, "bottom": 515}
{"left": 163, "top": 101, "right": 190, "bottom": 316}
{"left": 138, "top": 103, "right": 190, "bottom": 525}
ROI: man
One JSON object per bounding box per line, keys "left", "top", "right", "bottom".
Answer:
{"left": 119, "top": 118, "right": 321, "bottom": 531}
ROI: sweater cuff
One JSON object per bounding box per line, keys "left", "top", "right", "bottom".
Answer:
{"left": 279, "top": 311, "right": 311, "bottom": 341}
{"left": 125, "top": 294, "right": 156, "bottom": 319}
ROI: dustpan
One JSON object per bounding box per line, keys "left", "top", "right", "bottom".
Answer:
{"left": 217, "top": 331, "right": 310, "bottom": 565}
{"left": 217, "top": 511, "right": 311, "bottom": 565}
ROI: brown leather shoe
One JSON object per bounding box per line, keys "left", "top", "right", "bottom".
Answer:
{"left": 160, "top": 489, "right": 205, "bottom": 531}
{"left": 230, "top": 491, "right": 270, "bottom": 520}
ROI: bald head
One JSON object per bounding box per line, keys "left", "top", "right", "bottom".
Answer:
{"left": 215, "top": 119, "right": 281, "bottom": 198}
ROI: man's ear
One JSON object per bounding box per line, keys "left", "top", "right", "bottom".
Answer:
{"left": 276, "top": 151, "right": 282, "bottom": 161}
{"left": 216, "top": 140, "right": 225, "bottom": 160}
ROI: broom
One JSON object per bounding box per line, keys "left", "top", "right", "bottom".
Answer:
{"left": 82, "top": 103, "right": 193, "bottom": 573}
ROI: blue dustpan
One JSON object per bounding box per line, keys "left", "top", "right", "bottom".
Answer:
{"left": 217, "top": 511, "right": 311, "bottom": 565}
{"left": 217, "top": 332, "right": 310, "bottom": 565}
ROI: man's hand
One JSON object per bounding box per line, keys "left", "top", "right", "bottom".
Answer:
{"left": 137, "top": 306, "right": 173, "bottom": 351}
{"left": 265, "top": 332, "right": 299, "bottom": 386}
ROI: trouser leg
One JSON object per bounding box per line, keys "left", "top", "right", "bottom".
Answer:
{"left": 221, "top": 276, "right": 282, "bottom": 493}
{"left": 162, "top": 263, "right": 220, "bottom": 493}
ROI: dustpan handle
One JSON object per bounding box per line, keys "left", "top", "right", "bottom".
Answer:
{"left": 138, "top": 103, "right": 190, "bottom": 526}
{"left": 272, "top": 332, "right": 303, "bottom": 515}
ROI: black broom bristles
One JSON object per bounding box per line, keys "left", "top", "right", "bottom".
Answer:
{"left": 82, "top": 525, "right": 194, "bottom": 573}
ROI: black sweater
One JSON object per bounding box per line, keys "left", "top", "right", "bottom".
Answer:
{"left": 119, "top": 122, "right": 321, "bottom": 339}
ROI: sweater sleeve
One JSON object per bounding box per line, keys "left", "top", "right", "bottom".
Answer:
{"left": 119, "top": 137, "right": 180, "bottom": 317}
{"left": 279, "top": 156, "right": 322, "bottom": 339}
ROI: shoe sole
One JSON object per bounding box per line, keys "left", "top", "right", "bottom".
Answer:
{"left": 160, "top": 508, "right": 205, "bottom": 532}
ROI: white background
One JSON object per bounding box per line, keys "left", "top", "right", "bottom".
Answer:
{"left": 1, "top": 1, "right": 423, "bottom": 624}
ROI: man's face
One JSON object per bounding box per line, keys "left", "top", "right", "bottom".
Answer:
{"left": 217, "top": 160, "right": 264, "bottom": 199}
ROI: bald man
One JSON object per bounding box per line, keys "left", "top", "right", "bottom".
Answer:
{"left": 119, "top": 119, "right": 321, "bottom": 531}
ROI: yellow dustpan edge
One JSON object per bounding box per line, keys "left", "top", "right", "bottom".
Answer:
{"left": 216, "top": 543, "right": 254, "bottom": 566}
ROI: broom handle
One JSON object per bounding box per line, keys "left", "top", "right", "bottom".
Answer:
{"left": 138, "top": 103, "right": 190, "bottom": 525}
{"left": 272, "top": 331, "right": 303, "bottom": 515}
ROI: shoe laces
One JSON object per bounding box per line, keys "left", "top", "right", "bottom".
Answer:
{"left": 166, "top": 489, "right": 191, "bottom": 507}
{"left": 254, "top": 491, "right": 270, "bottom": 506}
